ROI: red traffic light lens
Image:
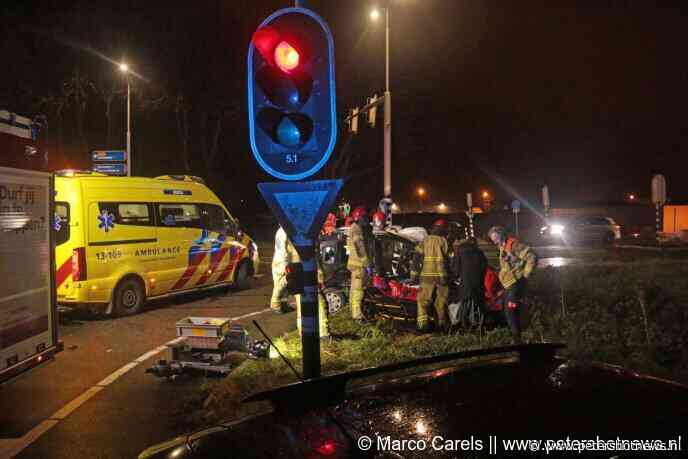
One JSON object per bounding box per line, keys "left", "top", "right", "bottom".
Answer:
{"left": 274, "top": 41, "right": 300, "bottom": 73}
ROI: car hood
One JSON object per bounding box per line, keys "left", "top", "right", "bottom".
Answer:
{"left": 140, "top": 346, "right": 688, "bottom": 458}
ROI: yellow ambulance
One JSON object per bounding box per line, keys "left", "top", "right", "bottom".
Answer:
{"left": 54, "top": 171, "right": 260, "bottom": 316}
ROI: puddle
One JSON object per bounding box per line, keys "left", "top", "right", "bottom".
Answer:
{"left": 538, "top": 257, "right": 577, "bottom": 268}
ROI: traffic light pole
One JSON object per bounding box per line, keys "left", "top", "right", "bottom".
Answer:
{"left": 126, "top": 76, "right": 132, "bottom": 177}
{"left": 293, "top": 241, "right": 321, "bottom": 379}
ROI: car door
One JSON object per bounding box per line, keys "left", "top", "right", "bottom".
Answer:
{"left": 195, "top": 204, "right": 238, "bottom": 286}
{"left": 153, "top": 202, "right": 204, "bottom": 294}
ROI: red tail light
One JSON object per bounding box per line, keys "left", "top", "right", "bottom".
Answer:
{"left": 314, "top": 439, "right": 337, "bottom": 456}
{"left": 72, "top": 247, "right": 87, "bottom": 281}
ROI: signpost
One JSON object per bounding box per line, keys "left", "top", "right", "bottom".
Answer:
{"left": 466, "top": 193, "right": 474, "bottom": 238}
{"left": 542, "top": 185, "right": 550, "bottom": 218}
{"left": 651, "top": 174, "right": 667, "bottom": 243}
{"left": 249, "top": 5, "right": 337, "bottom": 379}
{"left": 92, "top": 150, "right": 127, "bottom": 176}
{"left": 93, "top": 163, "right": 126, "bottom": 176}
{"left": 512, "top": 199, "right": 521, "bottom": 236}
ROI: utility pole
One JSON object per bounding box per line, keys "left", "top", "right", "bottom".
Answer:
{"left": 383, "top": 6, "right": 392, "bottom": 200}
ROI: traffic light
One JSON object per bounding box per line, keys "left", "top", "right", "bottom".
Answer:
{"left": 367, "top": 95, "right": 378, "bottom": 127}
{"left": 248, "top": 8, "right": 337, "bottom": 181}
{"left": 350, "top": 107, "right": 359, "bottom": 134}
{"left": 285, "top": 262, "right": 304, "bottom": 295}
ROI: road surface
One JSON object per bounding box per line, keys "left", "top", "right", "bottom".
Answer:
{"left": 0, "top": 254, "right": 294, "bottom": 459}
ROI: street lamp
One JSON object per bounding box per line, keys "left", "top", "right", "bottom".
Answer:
{"left": 370, "top": 5, "right": 392, "bottom": 201}
{"left": 417, "top": 187, "right": 426, "bottom": 212}
{"left": 482, "top": 190, "right": 493, "bottom": 212}
{"left": 119, "top": 63, "right": 132, "bottom": 176}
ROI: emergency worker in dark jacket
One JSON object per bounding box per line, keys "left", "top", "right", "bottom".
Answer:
{"left": 450, "top": 237, "right": 488, "bottom": 327}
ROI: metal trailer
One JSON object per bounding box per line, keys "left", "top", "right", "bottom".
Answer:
{"left": 147, "top": 317, "right": 250, "bottom": 378}
{"left": 1, "top": 166, "right": 61, "bottom": 383}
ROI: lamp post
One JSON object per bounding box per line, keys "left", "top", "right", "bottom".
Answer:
{"left": 417, "top": 187, "right": 426, "bottom": 212}
{"left": 119, "top": 63, "right": 132, "bottom": 176}
{"left": 482, "top": 190, "right": 492, "bottom": 212}
{"left": 370, "top": 5, "right": 392, "bottom": 201}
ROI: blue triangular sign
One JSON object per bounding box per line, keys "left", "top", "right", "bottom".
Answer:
{"left": 258, "top": 180, "right": 343, "bottom": 246}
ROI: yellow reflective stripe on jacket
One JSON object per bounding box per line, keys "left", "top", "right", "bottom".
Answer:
{"left": 498, "top": 237, "right": 536, "bottom": 287}
{"left": 419, "top": 235, "right": 449, "bottom": 279}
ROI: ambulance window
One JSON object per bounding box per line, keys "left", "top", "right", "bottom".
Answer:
{"left": 98, "top": 202, "right": 153, "bottom": 226}
{"left": 55, "top": 202, "right": 70, "bottom": 246}
{"left": 200, "top": 205, "right": 227, "bottom": 233}
{"left": 158, "top": 203, "right": 201, "bottom": 228}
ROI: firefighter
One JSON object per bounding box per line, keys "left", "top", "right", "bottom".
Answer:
{"left": 487, "top": 225, "right": 537, "bottom": 344}
{"left": 270, "top": 226, "right": 298, "bottom": 313}
{"left": 347, "top": 206, "right": 372, "bottom": 324}
{"left": 414, "top": 219, "right": 451, "bottom": 332}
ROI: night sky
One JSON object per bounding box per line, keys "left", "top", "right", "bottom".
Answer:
{"left": 2, "top": 0, "right": 687, "bottom": 214}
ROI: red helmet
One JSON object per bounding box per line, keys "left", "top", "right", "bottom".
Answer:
{"left": 351, "top": 206, "right": 368, "bottom": 221}
{"left": 433, "top": 219, "right": 448, "bottom": 230}
{"left": 372, "top": 211, "right": 385, "bottom": 226}
{"left": 344, "top": 216, "right": 354, "bottom": 227}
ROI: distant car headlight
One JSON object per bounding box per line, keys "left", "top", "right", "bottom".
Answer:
{"left": 550, "top": 224, "right": 565, "bottom": 235}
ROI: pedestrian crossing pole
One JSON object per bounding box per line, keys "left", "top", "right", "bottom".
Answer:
{"left": 651, "top": 174, "right": 666, "bottom": 244}
{"left": 293, "top": 240, "right": 321, "bottom": 379}
{"left": 466, "top": 192, "right": 475, "bottom": 238}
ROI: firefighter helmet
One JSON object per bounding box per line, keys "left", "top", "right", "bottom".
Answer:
{"left": 351, "top": 206, "right": 368, "bottom": 222}
{"left": 432, "top": 218, "right": 448, "bottom": 230}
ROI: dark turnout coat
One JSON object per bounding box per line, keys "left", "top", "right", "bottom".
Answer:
{"left": 451, "top": 240, "right": 488, "bottom": 303}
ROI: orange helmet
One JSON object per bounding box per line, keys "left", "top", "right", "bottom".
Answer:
{"left": 351, "top": 206, "right": 368, "bottom": 222}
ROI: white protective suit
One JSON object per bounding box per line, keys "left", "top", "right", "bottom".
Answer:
{"left": 270, "top": 227, "right": 298, "bottom": 310}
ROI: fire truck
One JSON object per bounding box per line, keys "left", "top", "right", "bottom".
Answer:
{"left": 1, "top": 110, "right": 60, "bottom": 383}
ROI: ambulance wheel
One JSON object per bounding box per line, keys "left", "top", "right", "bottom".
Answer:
{"left": 233, "top": 261, "right": 251, "bottom": 291}
{"left": 113, "top": 277, "right": 145, "bottom": 317}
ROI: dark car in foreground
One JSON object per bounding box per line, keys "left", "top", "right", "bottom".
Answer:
{"left": 139, "top": 344, "right": 688, "bottom": 458}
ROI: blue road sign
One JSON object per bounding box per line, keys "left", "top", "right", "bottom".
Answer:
{"left": 248, "top": 7, "right": 337, "bottom": 181}
{"left": 258, "top": 179, "right": 342, "bottom": 245}
{"left": 92, "top": 150, "right": 127, "bottom": 162}
{"left": 93, "top": 163, "right": 126, "bottom": 176}
{"left": 512, "top": 199, "right": 521, "bottom": 213}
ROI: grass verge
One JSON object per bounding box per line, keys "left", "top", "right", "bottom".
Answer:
{"left": 187, "top": 259, "right": 688, "bottom": 428}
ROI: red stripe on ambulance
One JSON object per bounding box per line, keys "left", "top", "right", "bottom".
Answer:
{"left": 195, "top": 247, "right": 229, "bottom": 286}
{"left": 56, "top": 258, "right": 72, "bottom": 287}
{"left": 216, "top": 247, "right": 245, "bottom": 283}
{"left": 172, "top": 251, "right": 207, "bottom": 290}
